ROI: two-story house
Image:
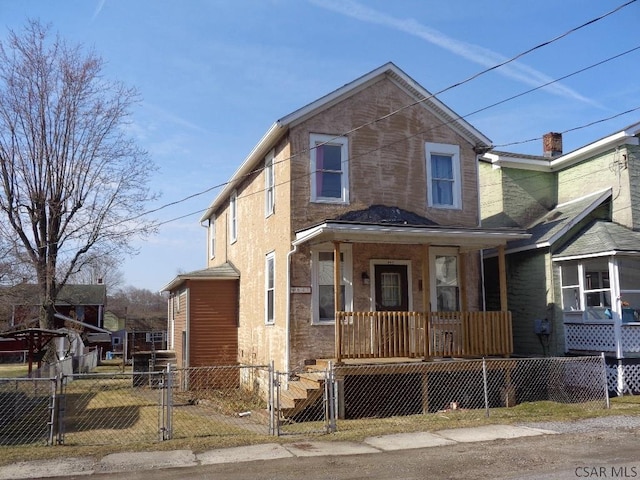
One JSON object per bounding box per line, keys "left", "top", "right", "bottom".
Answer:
{"left": 480, "top": 122, "right": 640, "bottom": 394}
{"left": 162, "top": 62, "right": 529, "bottom": 394}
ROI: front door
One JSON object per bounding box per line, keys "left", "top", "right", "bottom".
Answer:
{"left": 374, "top": 264, "right": 409, "bottom": 311}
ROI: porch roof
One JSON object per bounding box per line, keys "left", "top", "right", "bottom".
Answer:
{"left": 160, "top": 262, "right": 240, "bottom": 292}
{"left": 500, "top": 189, "right": 612, "bottom": 255}
{"left": 554, "top": 220, "right": 640, "bottom": 260}
{"left": 293, "top": 220, "right": 529, "bottom": 250}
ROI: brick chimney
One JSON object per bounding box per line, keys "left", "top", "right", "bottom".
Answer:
{"left": 543, "top": 132, "right": 562, "bottom": 158}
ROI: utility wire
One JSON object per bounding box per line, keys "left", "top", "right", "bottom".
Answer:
{"left": 11, "top": 0, "right": 639, "bottom": 252}
{"left": 120, "top": 0, "right": 637, "bottom": 223}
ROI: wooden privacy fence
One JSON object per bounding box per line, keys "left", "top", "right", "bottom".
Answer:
{"left": 335, "top": 311, "right": 513, "bottom": 362}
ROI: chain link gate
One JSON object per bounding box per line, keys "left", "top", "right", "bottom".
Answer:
{"left": 55, "top": 370, "right": 166, "bottom": 445}
{"left": 273, "top": 363, "right": 336, "bottom": 436}
{"left": 0, "top": 376, "right": 57, "bottom": 446}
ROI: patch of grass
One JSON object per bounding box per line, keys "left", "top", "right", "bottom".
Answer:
{"left": 0, "top": 364, "right": 29, "bottom": 378}
{"left": 2, "top": 387, "right": 640, "bottom": 467}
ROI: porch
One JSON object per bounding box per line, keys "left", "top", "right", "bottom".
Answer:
{"left": 565, "top": 320, "right": 640, "bottom": 357}
{"left": 335, "top": 310, "right": 512, "bottom": 362}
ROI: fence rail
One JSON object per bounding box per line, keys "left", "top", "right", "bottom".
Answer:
{"left": 0, "top": 355, "right": 609, "bottom": 447}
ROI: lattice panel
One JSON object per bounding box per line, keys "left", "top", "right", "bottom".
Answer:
{"left": 621, "top": 325, "right": 640, "bottom": 353}
{"left": 606, "top": 364, "right": 619, "bottom": 393}
{"left": 622, "top": 364, "right": 640, "bottom": 394}
{"left": 604, "top": 362, "right": 640, "bottom": 395}
{"left": 565, "top": 323, "right": 616, "bottom": 352}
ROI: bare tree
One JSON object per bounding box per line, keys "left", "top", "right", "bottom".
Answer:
{"left": 67, "top": 252, "right": 126, "bottom": 293}
{"left": 0, "top": 21, "right": 158, "bottom": 328}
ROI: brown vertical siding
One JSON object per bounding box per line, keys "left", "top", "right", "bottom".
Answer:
{"left": 172, "top": 292, "right": 187, "bottom": 369}
{"left": 187, "top": 279, "right": 239, "bottom": 366}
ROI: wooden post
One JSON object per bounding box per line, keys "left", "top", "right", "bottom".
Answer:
{"left": 334, "top": 241, "right": 342, "bottom": 363}
{"left": 498, "top": 244, "right": 508, "bottom": 312}
{"left": 422, "top": 244, "right": 430, "bottom": 361}
{"left": 421, "top": 371, "right": 429, "bottom": 414}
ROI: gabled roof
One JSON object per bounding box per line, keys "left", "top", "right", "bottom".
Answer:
{"left": 56, "top": 284, "right": 106, "bottom": 306}
{"left": 294, "top": 204, "right": 528, "bottom": 250}
{"left": 161, "top": 262, "right": 240, "bottom": 292}
{"left": 482, "top": 121, "right": 640, "bottom": 172}
{"left": 503, "top": 189, "right": 612, "bottom": 254}
{"left": 200, "top": 62, "right": 493, "bottom": 222}
{"left": 554, "top": 220, "right": 640, "bottom": 259}
{"left": 0, "top": 284, "right": 106, "bottom": 306}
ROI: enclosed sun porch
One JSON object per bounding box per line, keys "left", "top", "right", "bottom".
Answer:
{"left": 292, "top": 216, "right": 530, "bottom": 364}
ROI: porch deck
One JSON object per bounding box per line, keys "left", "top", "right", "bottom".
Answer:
{"left": 334, "top": 310, "right": 512, "bottom": 362}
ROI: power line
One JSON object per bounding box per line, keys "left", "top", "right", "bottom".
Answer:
{"left": 112, "top": 0, "right": 637, "bottom": 224}
{"left": 7, "top": 0, "right": 638, "bottom": 257}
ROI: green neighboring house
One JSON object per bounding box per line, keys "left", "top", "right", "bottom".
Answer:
{"left": 480, "top": 123, "right": 640, "bottom": 395}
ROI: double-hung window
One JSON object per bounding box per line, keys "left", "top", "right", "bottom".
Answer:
{"left": 208, "top": 216, "right": 216, "bottom": 259}
{"left": 265, "top": 252, "right": 275, "bottom": 324}
{"left": 265, "top": 151, "right": 275, "bottom": 217}
{"left": 310, "top": 133, "right": 349, "bottom": 203}
{"left": 312, "top": 245, "right": 352, "bottom": 324}
{"left": 426, "top": 142, "right": 461, "bottom": 209}
{"left": 230, "top": 190, "right": 238, "bottom": 243}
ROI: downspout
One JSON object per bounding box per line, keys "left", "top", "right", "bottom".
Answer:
{"left": 480, "top": 250, "right": 486, "bottom": 311}
{"left": 285, "top": 243, "right": 298, "bottom": 375}
{"left": 185, "top": 287, "right": 191, "bottom": 369}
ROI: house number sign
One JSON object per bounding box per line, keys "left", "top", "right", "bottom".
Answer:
{"left": 290, "top": 286, "right": 311, "bottom": 294}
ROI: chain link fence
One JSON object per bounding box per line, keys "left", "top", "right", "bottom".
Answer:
{"left": 169, "top": 365, "right": 272, "bottom": 440}
{"left": 0, "top": 355, "right": 610, "bottom": 447}
{"left": 331, "top": 356, "right": 609, "bottom": 435}
{"left": 0, "top": 377, "right": 56, "bottom": 445}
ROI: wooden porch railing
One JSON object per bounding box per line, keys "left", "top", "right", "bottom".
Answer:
{"left": 335, "top": 311, "right": 513, "bottom": 362}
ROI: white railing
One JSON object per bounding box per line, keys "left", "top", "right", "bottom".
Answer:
{"left": 565, "top": 321, "right": 640, "bottom": 355}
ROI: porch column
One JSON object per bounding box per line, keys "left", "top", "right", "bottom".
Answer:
{"left": 498, "top": 245, "right": 508, "bottom": 311}
{"left": 422, "top": 244, "right": 430, "bottom": 361}
{"left": 334, "top": 241, "right": 342, "bottom": 363}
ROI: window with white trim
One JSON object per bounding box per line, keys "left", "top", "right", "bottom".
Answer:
{"left": 208, "top": 216, "right": 216, "bottom": 259}
{"left": 426, "top": 142, "right": 461, "bottom": 209}
{"left": 229, "top": 190, "right": 238, "bottom": 243}
{"left": 312, "top": 245, "right": 352, "bottom": 323}
{"left": 265, "top": 151, "right": 275, "bottom": 217}
{"left": 265, "top": 252, "right": 275, "bottom": 324}
{"left": 434, "top": 254, "right": 460, "bottom": 311}
{"left": 310, "top": 133, "right": 349, "bottom": 203}
{"left": 146, "top": 332, "right": 167, "bottom": 343}
{"left": 559, "top": 258, "right": 613, "bottom": 321}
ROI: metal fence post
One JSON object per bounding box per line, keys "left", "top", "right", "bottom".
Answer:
{"left": 158, "top": 370, "right": 166, "bottom": 441}
{"left": 166, "top": 363, "right": 173, "bottom": 439}
{"left": 275, "top": 368, "right": 281, "bottom": 437}
{"left": 600, "top": 352, "right": 611, "bottom": 409}
{"left": 48, "top": 376, "right": 58, "bottom": 446}
{"left": 55, "top": 375, "right": 66, "bottom": 445}
{"left": 482, "top": 358, "right": 490, "bottom": 417}
{"left": 324, "top": 361, "right": 336, "bottom": 433}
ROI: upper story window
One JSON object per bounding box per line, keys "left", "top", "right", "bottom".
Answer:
{"left": 310, "top": 133, "right": 349, "bottom": 204}
{"left": 230, "top": 190, "right": 238, "bottom": 244}
{"left": 265, "top": 252, "right": 275, "bottom": 325}
{"left": 208, "top": 216, "right": 216, "bottom": 259}
{"left": 426, "top": 142, "right": 461, "bottom": 209}
{"left": 265, "top": 151, "right": 275, "bottom": 217}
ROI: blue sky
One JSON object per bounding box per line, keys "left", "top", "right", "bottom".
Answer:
{"left": 1, "top": 0, "right": 639, "bottom": 291}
